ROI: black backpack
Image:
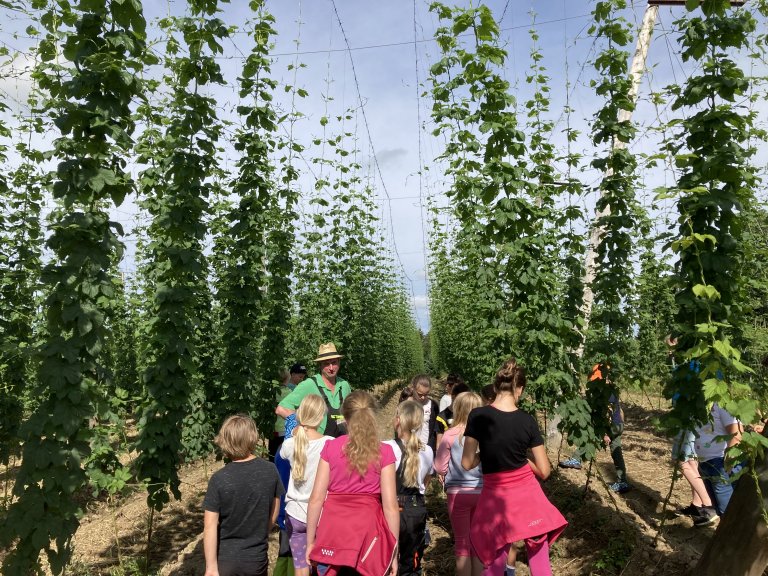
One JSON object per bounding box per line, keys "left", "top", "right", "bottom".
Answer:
{"left": 313, "top": 376, "right": 347, "bottom": 438}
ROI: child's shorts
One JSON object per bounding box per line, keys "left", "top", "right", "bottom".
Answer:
{"left": 672, "top": 430, "right": 697, "bottom": 462}
{"left": 287, "top": 514, "right": 310, "bottom": 570}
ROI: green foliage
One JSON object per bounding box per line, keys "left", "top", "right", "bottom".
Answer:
{"left": 661, "top": 0, "right": 761, "bottom": 435}
{"left": 580, "top": 0, "right": 642, "bottom": 450}
{"left": 215, "top": 1, "right": 283, "bottom": 436}
{"left": 427, "top": 4, "right": 581, "bottom": 403}
{"left": 0, "top": 1, "right": 148, "bottom": 573}
{"left": 135, "top": 1, "right": 228, "bottom": 512}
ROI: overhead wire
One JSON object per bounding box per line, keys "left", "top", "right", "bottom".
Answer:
{"left": 328, "top": 0, "right": 421, "bottom": 327}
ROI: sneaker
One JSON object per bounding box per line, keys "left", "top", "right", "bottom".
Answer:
{"left": 692, "top": 506, "right": 717, "bottom": 527}
{"left": 609, "top": 481, "right": 632, "bottom": 493}
{"left": 559, "top": 457, "right": 582, "bottom": 469}
{"left": 674, "top": 503, "right": 699, "bottom": 517}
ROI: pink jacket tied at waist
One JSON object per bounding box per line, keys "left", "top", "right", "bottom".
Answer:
{"left": 470, "top": 465, "right": 567, "bottom": 567}
{"left": 310, "top": 493, "right": 397, "bottom": 576}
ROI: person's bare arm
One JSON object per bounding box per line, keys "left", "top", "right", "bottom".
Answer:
{"left": 461, "top": 436, "right": 480, "bottom": 471}
{"left": 275, "top": 405, "right": 295, "bottom": 419}
{"left": 269, "top": 496, "right": 280, "bottom": 530}
{"left": 305, "top": 458, "right": 330, "bottom": 565}
{"left": 203, "top": 510, "right": 220, "bottom": 576}
{"left": 528, "top": 444, "right": 551, "bottom": 480}
{"left": 380, "top": 463, "right": 400, "bottom": 576}
{"left": 725, "top": 422, "right": 742, "bottom": 448}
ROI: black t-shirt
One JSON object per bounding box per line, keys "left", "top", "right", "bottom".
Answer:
{"left": 464, "top": 405, "right": 543, "bottom": 474}
{"left": 203, "top": 458, "right": 284, "bottom": 570}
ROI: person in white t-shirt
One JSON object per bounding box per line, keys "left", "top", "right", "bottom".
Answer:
{"left": 694, "top": 402, "right": 742, "bottom": 516}
{"left": 439, "top": 373, "right": 464, "bottom": 412}
{"left": 384, "top": 399, "right": 434, "bottom": 576}
{"left": 412, "top": 374, "right": 439, "bottom": 453}
{"left": 279, "top": 394, "right": 333, "bottom": 576}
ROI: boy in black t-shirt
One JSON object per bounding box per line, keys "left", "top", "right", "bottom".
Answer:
{"left": 203, "top": 414, "right": 285, "bottom": 576}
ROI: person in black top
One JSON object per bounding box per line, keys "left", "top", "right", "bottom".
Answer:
{"left": 203, "top": 414, "right": 285, "bottom": 576}
{"left": 461, "top": 358, "right": 567, "bottom": 576}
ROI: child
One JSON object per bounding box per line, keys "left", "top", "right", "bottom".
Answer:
{"left": 384, "top": 400, "right": 435, "bottom": 576}
{"left": 435, "top": 391, "right": 484, "bottom": 576}
{"left": 306, "top": 391, "right": 399, "bottom": 576}
{"left": 203, "top": 414, "right": 284, "bottom": 576}
{"left": 440, "top": 373, "right": 464, "bottom": 412}
{"left": 436, "top": 382, "right": 470, "bottom": 449}
{"left": 280, "top": 395, "right": 334, "bottom": 576}
{"left": 462, "top": 359, "right": 567, "bottom": 576}
{"left": 559, "top": 363, "right": 631, "bottom": 493}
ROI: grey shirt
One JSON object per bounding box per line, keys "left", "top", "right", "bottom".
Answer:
{"left": 203, "top": 458, "right": 284, "bottom": 571}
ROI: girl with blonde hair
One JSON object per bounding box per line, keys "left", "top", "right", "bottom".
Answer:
{"left": 435, "top": 391, "right": 484, "bottom": 576}
{"left": 384, "top": 399, "right": 434, "bottom": 576}
{"left": 462, "top": 359, "right": 567, "bottom": 576}
{"left": 279, "top": 394, "right": 333, "bottom": 576}
{"left": 306, "top": 390, "right": 399, "bottom": 575}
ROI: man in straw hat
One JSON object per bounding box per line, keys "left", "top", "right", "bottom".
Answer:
{"left": 275, "top": 343, "right": 352, "bottom": 437}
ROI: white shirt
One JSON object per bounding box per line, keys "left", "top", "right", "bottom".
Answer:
{"left": 439, "top": 394, "right": 452, "bottom": 412}
{"left": 384, "top": 439, "right": 434, "bottom": 495}
{"left": 694, "top": 403, "right": 738, "bottom": 462}
{"left": 419, "top": 401, "right": 432, "bottom": 446}
{"left": 280, "top": 435, "right": 333, "bottom": 522}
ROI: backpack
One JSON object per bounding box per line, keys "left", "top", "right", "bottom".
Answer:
{"left": 313, "top": 375, "right": 347, "bottom": 438}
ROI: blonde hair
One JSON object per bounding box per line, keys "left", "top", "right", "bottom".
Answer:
{"left": 451, "top": 392, "right": 483, "bottom": 443}
{"left": 292, "top": 394, "right": 326, "bottom": 483}
{"left": 215, "top": 414, "right": 259, "bottom": 460}
{"left": 342, "top": 391, "right": 381, "bottom": 476}
{"left": 395, "top": 400, "right": 425, "bottom": 488}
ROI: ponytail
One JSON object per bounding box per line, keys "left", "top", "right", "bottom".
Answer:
{"left": 342, "top": 391, "right": 381, "bottom": 476}
{"left": 291, "top": 394, "right": 326, "bottom": 483}
{"left": 396, "top": 400, "right": 425, "bottom": 488}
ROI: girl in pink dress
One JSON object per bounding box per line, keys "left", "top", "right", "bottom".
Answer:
{"left": 462, "top": 359, "right": 567, "bottom": 576}
{"left": 306, "top": 390, "right": 400, "bottom": 576}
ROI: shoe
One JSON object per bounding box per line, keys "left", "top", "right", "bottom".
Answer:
{"left": 692, "top": 507, "right": 717, "bottom": 527}
{"left": 609, "top": 481, "right": 632, "bottom": 493}
{"left": 674, "top": 503, "right": 699, "bottom": 517}
{"left": 559, "top": 457, "right": 582, "bottom": 469}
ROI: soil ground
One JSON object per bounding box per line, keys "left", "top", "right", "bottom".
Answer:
{"left": 0, "top": 382, "right": 742, "bottom": 575}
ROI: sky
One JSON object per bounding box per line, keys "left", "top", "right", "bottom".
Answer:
{"left": 1, "top": 1, "right": 766, "bottom": 332}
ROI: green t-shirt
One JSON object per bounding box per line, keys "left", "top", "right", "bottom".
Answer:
{"left": 278, "top": 375, "right": 352, "bottom": 435}
{"left": 274, "top": 385, "right": 295, "bottom": 435}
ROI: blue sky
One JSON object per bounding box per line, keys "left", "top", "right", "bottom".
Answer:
{"left": 1, "top": 1, "right": 766, "bottom": 332}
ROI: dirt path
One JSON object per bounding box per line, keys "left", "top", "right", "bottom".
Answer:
{"left": 1, "top": 385, "right": 728, "bottom": 575}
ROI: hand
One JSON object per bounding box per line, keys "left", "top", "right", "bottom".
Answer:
{"left": 389, "top": 552, "right": 399, "bottom": 575}
{"left": 437, "top": 474, "right": 445, "bottom": 487}
{"left": 306, "top": 541, "right": 313, "bottom": 567}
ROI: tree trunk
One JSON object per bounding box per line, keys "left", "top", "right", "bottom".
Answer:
{"left": 694, "top": 432, "right": 768, "bottom": 576}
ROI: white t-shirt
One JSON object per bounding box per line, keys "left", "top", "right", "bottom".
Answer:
{"left": 384, "top": 439, "right": 434, "bottom": 495}
{"left": 439, "top": 394, "right": 452, "bottom": 412}
{"left": 419, "top": 401, "right": 432, "bottom": 446}
{"left": 694, "top": 403, "right": 739, "bottom": 462}
{"left": 279, "top": 435, "right": 333, "bottom": 522}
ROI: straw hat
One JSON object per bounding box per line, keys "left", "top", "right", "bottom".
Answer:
{"left": 314, "top": 342, "right": 344, "bottom": 362}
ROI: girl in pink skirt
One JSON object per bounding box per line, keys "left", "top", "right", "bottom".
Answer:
{"left": 462, "top": 359, "right": 567, "bottom": 576}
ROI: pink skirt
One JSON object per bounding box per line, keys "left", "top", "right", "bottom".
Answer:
{"left": 470, "top": 466, "right": 567, "bottom": 567}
